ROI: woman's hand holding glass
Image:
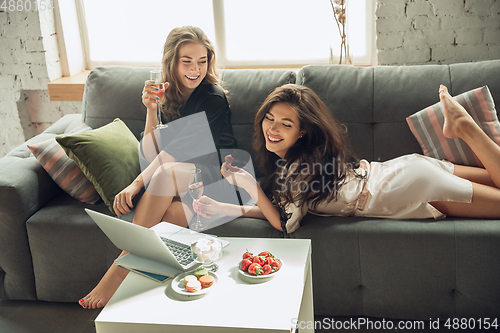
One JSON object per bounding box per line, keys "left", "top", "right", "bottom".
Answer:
{"left": 142, "top": 80, "right": 170, "bottom": 112}
{"left": 193, "top": 196, "right": 222, "bottom": 218}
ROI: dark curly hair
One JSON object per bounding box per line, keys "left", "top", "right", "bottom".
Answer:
{"left": 253, "top": 84, "right": 361, "bottom": 210}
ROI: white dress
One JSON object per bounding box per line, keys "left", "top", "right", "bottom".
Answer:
{"left": 283, "top": 154, "right": 473, "bottom": 233}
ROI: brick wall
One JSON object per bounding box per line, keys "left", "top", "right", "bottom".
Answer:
{"left": 376, "top": 0, "right": 500, "bottom": 65}
{"left": 0, "top": 6, "right": 80, "bottom": 157}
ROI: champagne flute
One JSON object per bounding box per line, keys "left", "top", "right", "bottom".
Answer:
{"left": 149, "top": 69, "right": 168, "bottom": 130}
{"left": 188, "top": 168, "right": 204, "bottom": 231}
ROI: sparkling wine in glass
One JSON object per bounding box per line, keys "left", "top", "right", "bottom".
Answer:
{"left": 189, "top": 168, "right": 204, "bottom": 231}
{"left": 150, "top": 69, "right": 168, "bottom": 130}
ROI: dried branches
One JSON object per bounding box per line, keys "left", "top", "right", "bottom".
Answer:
{"left": 330, "top": 0, "right": 351, "bottom": 65}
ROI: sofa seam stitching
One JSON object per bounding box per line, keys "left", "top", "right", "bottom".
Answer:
{"left": 357, "top": 223, "right": 364, "bottom": 314}
{"left": 448, "top": 64, "right": 453, "bottom": 95}
{"left": 453, "top": 219, "right": 457, "bottom": 317}
{"left": 372, "top": 66, "right": 375, "bottom": 161}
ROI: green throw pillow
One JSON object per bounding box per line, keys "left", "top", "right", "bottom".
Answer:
{"left": 56, "top": 118, "right": 140, "bottom": 214}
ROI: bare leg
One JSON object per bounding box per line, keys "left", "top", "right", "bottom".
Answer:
{"left": 133, "top": 162, "right": 195, "bottom": 227}
{"left": 440, "top": 85, "right": 500, "bottom": 188}
{"left": 161, "top": 198, "right": 192, "bottom": 228}
{"left": 453, "top": 164, "right": 496, "bottom": 188}
{"left": 431, "top": 182, "right": 500, "bottom": 218}
{"left": 79, "top": 252, "right": 129, "bottom": 309}
{"left": 79, "top": 163, "right": 195, "bottom": 309}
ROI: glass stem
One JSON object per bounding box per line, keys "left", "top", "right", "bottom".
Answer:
{"left": 196, "top": 199, "right": 201, "bottom": 223}
{"left": 157, "top": 103, "right": 162, "bottom": 126}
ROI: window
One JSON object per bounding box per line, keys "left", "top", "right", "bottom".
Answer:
{"left": 82, "top": 0, "right": 216, "bottom": 66}
{"left": 222, "top": 0, "right": 372, "bottom": 66}
{"left": 74, "top": 0, "right": 373, "bottom": 69}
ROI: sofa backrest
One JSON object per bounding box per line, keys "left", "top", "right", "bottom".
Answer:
{"left": 297, "top": 59, "right": 500, "bottom": 162}
{"left": 81, "top": 66, "right": 296, "bottom": 177}
{"left": 220, "top": 69, "right": 296, "bottom": 176}
{"left": 81, "top": 60, "right": 500, "bottom": 174}
{"left": 82, "top": 66, "right": 152, "bottom": 139}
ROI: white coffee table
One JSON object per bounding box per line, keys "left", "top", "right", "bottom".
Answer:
{"left": 95, "top": 237, "right": 314, "bottom": 333}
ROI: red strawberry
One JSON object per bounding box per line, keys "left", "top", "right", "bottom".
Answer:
{"left": 265, "top": 256, "right": 276, "bottom": 266}
{"left": 242, "top": 250, "right": 253, "bottom": 261}
{"left": 262, "top": 264, "right": 272, "bottom": 275}
{"left": 258, "top": 251, "right": 274, "bottom": 258}
{"left": 252, "top": 255, "right": 266, "bottom": 266}
{"left": 225, "top": 154, "right": 234, "bottom": 165}
{"left": 248, "top": 263, "right": 263, "bottom": 276}
{"left": 240, "top": 258, "right": 252, "bottom": 272}
{"left": 270, "top": 259, "right": 281, "bottom": 272}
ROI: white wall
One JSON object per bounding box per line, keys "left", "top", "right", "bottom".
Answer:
{"left": 0, "top": 6, "right": 80, "bottom": 158}
{"left": 376, "top": 0, "right": 500, "bottom": 65}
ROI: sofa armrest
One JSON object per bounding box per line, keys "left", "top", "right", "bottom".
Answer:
{"left": 0, "top": 114, "right": 82, "bottom": 300}
{"left": 0, "top": 114, "right": 83, "bottom": 215}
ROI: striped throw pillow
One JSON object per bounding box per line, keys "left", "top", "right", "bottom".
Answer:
{"left": 406, "top": 86, "right": 500, "bottom": 167}
{"left": 28, "top": 123, "right": 101, "bottom": 204}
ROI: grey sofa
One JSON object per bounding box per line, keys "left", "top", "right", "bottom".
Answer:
{"left": 1, "top": 60, "right": 499, "bottom": 320}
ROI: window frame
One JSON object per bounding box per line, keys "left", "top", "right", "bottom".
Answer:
{"left": 55, "top": 0, "right": 375, "bottom": 73}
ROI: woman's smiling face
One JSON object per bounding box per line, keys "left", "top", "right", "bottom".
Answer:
{"left": 176, "top": 42, "right": 208, "bottom": 95}
{"left": 262, "top": 102, "right": 306, "bottom": 158}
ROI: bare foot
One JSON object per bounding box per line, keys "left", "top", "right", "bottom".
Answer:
{"left": 78, "top": 264, "right": 128, "bottom": 309}
{"left": 439, "top": 85, "right": 476, "bottom": 139}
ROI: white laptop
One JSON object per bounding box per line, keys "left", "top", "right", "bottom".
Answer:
{"left": 85, "top": 209, "right": 229, "bottom": 277}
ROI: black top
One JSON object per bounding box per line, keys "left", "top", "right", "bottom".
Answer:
{"left": 140, "top": 80, "right": 237, "bottom": 163}
{"left": 177, "top": 81, "right": 237, "bottom": 150}
{"left": 160, "top": 80, "right": 237, "bottom": 152}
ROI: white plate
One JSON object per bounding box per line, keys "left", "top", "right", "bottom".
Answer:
{"left": 238, "top": 258, "right": 282, "bottom": 279}
{"left": 171, "top": 271, "right": 218, "bottom": 296}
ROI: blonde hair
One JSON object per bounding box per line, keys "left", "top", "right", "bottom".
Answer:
{"left": 160, "top": 26, "right": 219, "bottom": 121}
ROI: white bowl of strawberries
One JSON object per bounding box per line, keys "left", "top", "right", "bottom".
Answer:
{"left": 238, "top": 250, "right": 282, "bottom": 279}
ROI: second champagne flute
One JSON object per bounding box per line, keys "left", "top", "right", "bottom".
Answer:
{"left": 149, "top": 69, "right": 168, "bottom": 130}
{"left": 188, "top": 168, "right": 204, "bottom": 231}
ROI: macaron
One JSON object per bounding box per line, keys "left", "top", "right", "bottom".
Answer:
{"left": 199, "top": 274, "right": 214, "bottom": 288}
{"left": 183, "top": 275, "right": 197, "bottom": 286}
{"left": 194, "top": 268, "right": 208, "bottom": 279}
{"left": 185, "top": 280, "right": 202, "bottom": 293}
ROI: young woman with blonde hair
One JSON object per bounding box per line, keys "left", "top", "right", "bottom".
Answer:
{"left": 79, "top": 26, "right": 236, "bottom": 309}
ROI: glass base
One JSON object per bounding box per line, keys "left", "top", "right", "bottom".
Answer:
{"left": 198, "top": 262, "right": 219, "bottom": 273}
{"left": 189, "top": 216, "right": 206, "bottom": 231}
{"left": 206, "top": 263, "right": 219, "bottom": 272}
{"left": 154, "top": 123, "right": 169, "bottom": 130}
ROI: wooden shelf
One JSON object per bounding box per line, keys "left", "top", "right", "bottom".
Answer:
{"left": 47, "top": 70, "right": 90, "bottom": 101}
{"left": 46, "top": 65, "right": 366, "bottom": 102}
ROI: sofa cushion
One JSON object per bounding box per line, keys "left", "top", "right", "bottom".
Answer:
{"left": 81, "top": 66, "right": 152, "bottom": 140}
{"left": 297, "top": 65, "right": 375, "bottom": 161}
{"left": 406, "top": 86, "right": 500, "bottom": 167}
{"left": 56, "top": 118, "right": 141, "bottom": 214}
{"left": 28, "top": 123, "right": 100, "bottom": 204}
{"left": 25, "top": 194, "right": 124, "bottom": 302}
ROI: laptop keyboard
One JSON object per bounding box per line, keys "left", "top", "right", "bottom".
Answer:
{"left": 160, "top": 236, "right": 194, "bottom": 266}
